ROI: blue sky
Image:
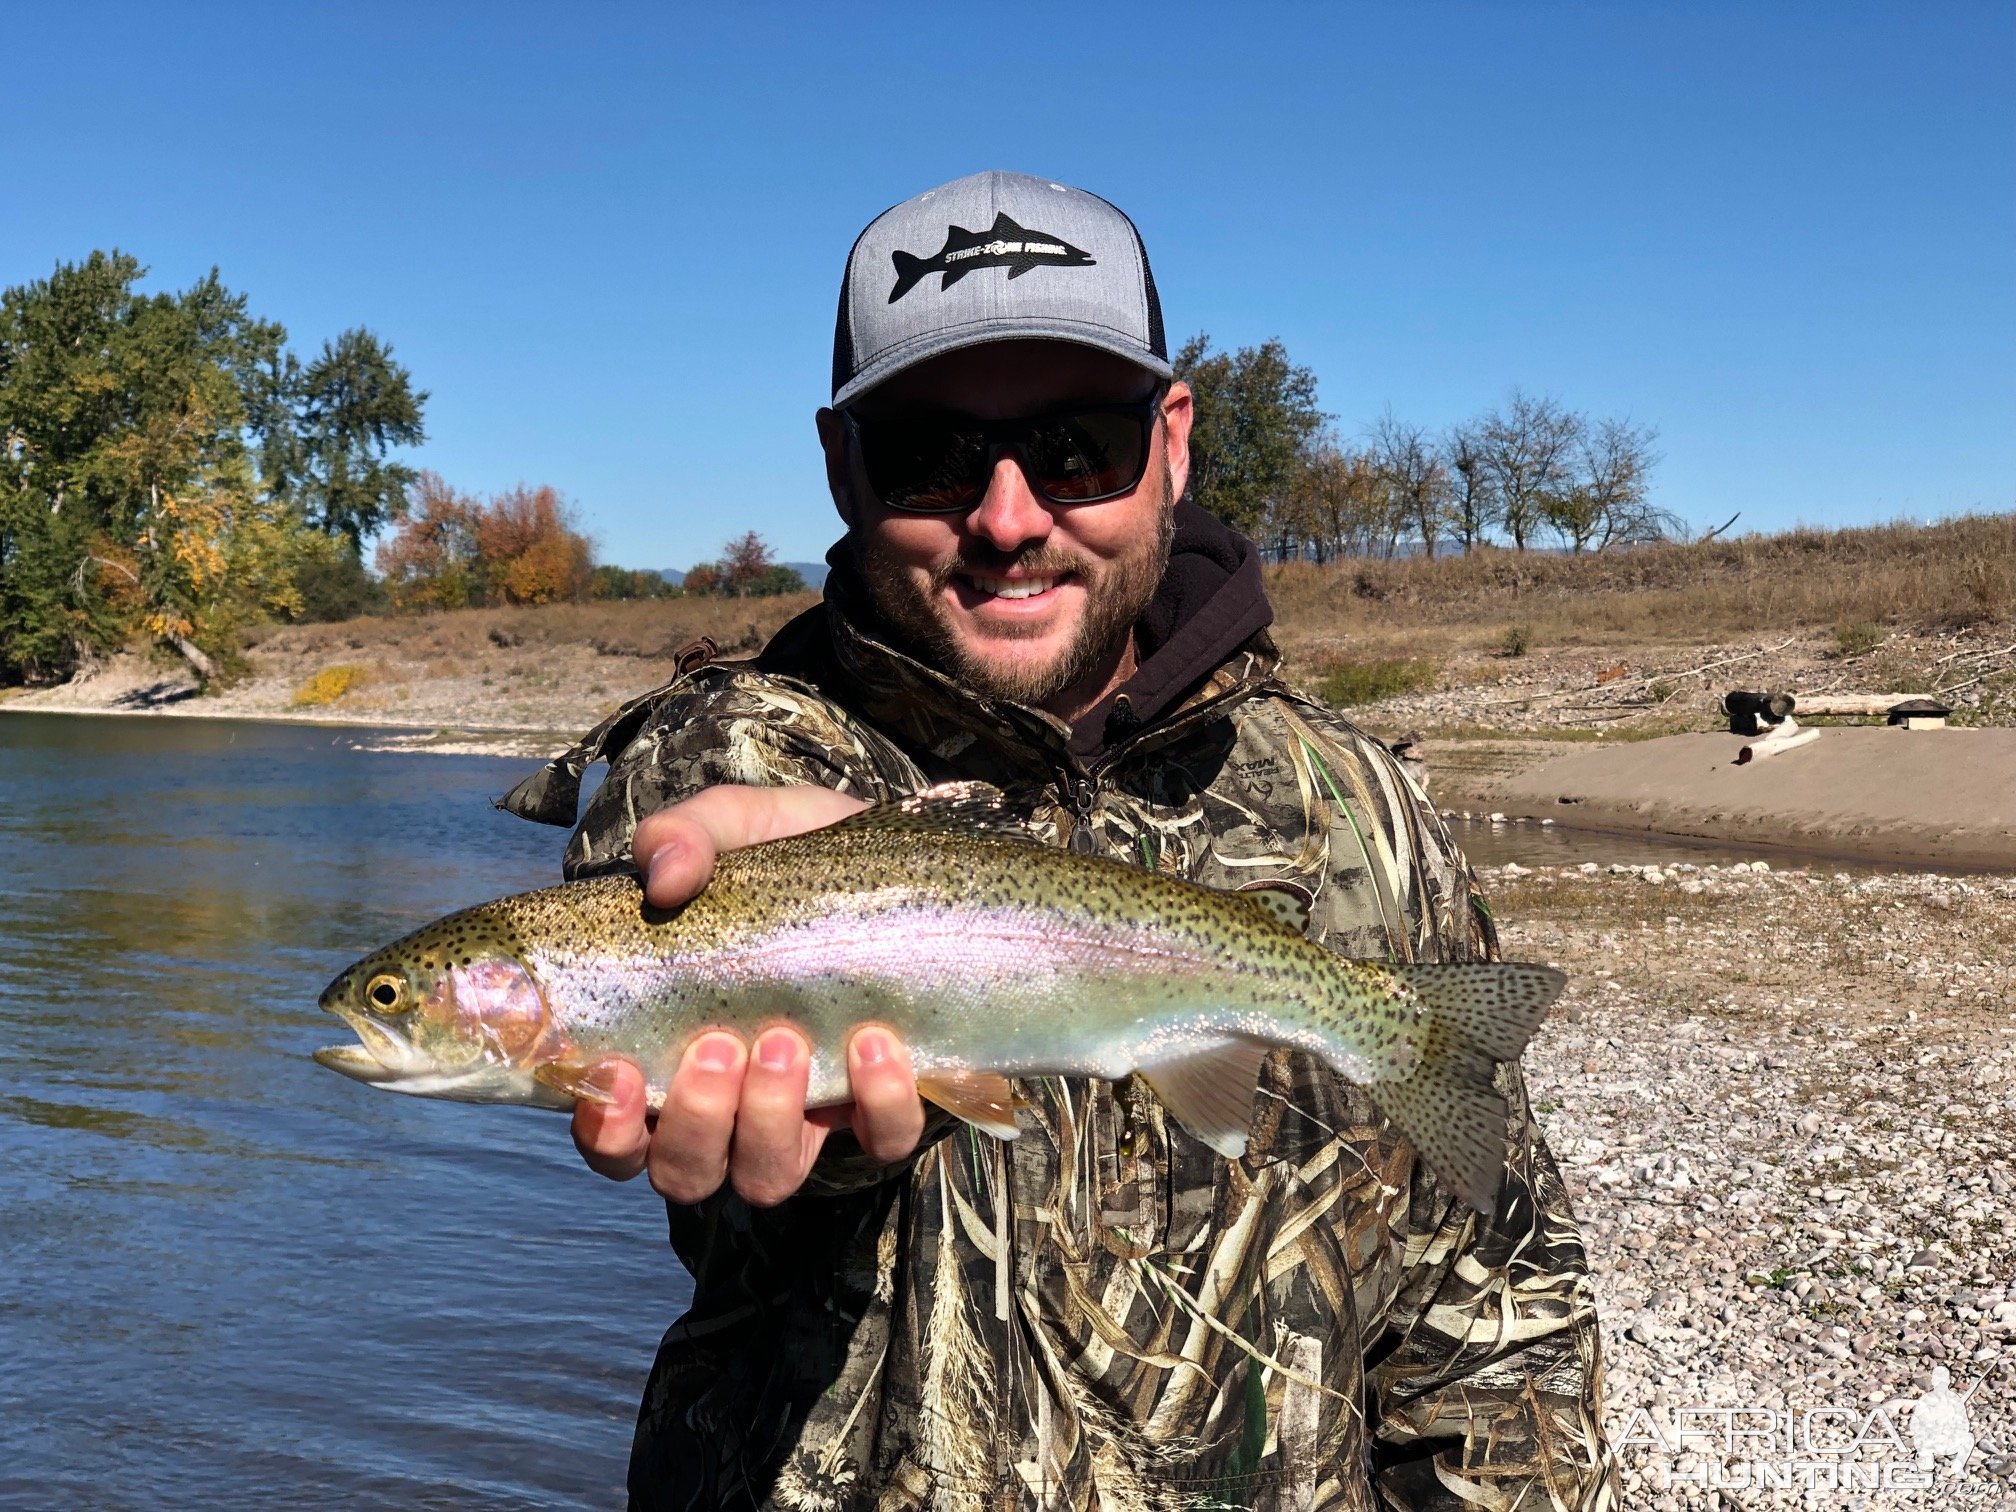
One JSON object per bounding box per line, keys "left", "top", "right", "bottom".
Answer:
{"left": 4, "top": 3, "right": 2009, "bottom": 570}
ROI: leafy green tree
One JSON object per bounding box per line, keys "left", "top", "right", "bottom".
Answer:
{"left": 286, "top": 329, "right": 427, "bottom": 551}
{"left": 1173, "top": 334, "right": 1327, "bottom": 535}
{"left": 0, "top": 252, "right": 422, "bottom": 683}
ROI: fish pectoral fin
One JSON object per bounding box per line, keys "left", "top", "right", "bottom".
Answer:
{"left": 916, "top": 1070, "right": 1024, "bottom": 1141}
{"left": 1137, "top": 1041, "right": 1273, "bottom": 1161}
{"left": 532, "top": 1057, "right": 620, "bottom": 1106}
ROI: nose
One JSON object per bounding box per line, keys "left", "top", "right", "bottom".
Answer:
{"left": 964, "top": 450, "right": 1054, "bottom": 554}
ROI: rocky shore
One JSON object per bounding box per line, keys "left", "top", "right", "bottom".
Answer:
{"left": 1499, "top": 858, "right": 2016, "bottom": 1507}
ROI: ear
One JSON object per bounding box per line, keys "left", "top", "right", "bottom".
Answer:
{"left": 815, "top": 407, "right": 857, "bottom": 528}
{"left": 1159, "top": 381, "right": 1193, "bottom": 503}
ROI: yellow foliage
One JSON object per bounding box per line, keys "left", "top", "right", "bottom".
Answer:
{"left": 291, "top": 664, "right": 371, "bottom": 707}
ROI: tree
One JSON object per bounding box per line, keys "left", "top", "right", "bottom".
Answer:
{"left": 375, "top": 472, "right": 480, "bottom": 610}
{"left": 1368, "top": 409, "right": 1453, "bottom": 559}
{"left": 1275, "top": 439, "right": 1392, "bottom": 561}
{"left": 474, "top": 484, "right": 593, "bottom": 604}
{"left": 1441, "top": 422, "right": 1502, "bottom": 554}
{"left": 1174, "top": 334, "right": 1327, "bottom": 535}
{"left": 286, "top": 329, "right": 427, "bottom": 552}
{"left": 0, "top": 252, "right": 321, "bottom": 684}
{"left": 1477, "top": 391, "right": 1583, "bottom": 551}
{"left": 682, "top": 533, "right": 806, "bottom": 597}
{"left": 1580, "top": 417, "right": 1674, "bottom": 550}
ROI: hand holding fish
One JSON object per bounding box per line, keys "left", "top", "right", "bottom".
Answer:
{"left": 569, "top": 784, "right": 930, "bottom": 1206}
{"left": 317, "top": 784, "right": 1566, "bottom": 1217}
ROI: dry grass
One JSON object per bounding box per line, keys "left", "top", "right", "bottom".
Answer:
{"left": 1265, "top": 513, "right": 2016, "bottom": 662}
{"left": 260, "top": 592, "right": 822, "bottom": 663}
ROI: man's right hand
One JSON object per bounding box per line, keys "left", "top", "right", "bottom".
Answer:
{"left": 568, "top": 784, "right": 929, "bottom": 1207}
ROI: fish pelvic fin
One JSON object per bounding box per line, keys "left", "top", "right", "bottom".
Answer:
{"left": 889, "top": 249, "right": 931, "bottom": 303}
{"left": 1137, "top": 1041, "right": 1273, "bottom": 1159}
{"left": 1376, "top": 962, "right": 1566, "bottom": 1218}
{"left": 917, "top": 1069, "right": 1023, "bottom": 1141}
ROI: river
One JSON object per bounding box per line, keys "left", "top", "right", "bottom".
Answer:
{"left": 0, "top": 713, "right": 683, "bottom": 1510}
{"left": 0, "top": 710, "right": 1808, "bottom": 1509}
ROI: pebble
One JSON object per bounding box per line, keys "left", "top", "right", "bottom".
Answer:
{"left": 1498, "top": 859, "right": 2016, "bottom": 1509}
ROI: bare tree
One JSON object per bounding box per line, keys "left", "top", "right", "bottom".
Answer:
{"left": 1479, "top": 391, "right": 1583, "bottom": 551}
{"left": 1582, "top": 417, "right": 1677, "bottom": 549}
{"left": 1368, "top": 409, "right": 1452, "bottom": 558}
{"left": 1442, "top": 422, "right": 1502, "bottom": 553}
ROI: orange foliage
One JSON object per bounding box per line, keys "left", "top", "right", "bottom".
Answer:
{"left": 474, "top": 485, "right": 593, "bottom": 605}
{"left": 376, "top": 475, "right": 592, "bottom": 610}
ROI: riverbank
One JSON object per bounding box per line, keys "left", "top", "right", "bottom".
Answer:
{"left": 1505, "top": 858, "right": 2016, "bottom": 1506}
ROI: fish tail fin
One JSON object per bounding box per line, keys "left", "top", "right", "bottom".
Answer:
{"left": 1376, "top": 963, "right": 1566, "bottom": 1218}
{"left": 889, "top": 249, "right": 929, "bottom": 303}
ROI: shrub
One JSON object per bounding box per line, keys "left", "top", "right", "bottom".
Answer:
{"left": 291, "top": 664, "right": 370, "bottom": 707}
{"left": 1831, "top": 620, "right": 1886, "bottom": 659}
{"left": 1313, "top": 657, "right": 1440, "bottom": 706}
{"left": 1499, "top": 622, "right": 1532, "bottom": 658}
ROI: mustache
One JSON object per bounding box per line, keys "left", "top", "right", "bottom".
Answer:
{"left": 929, "top": 547, "right": 1090, "bottom": 593}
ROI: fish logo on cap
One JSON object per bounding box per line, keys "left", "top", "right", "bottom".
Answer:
{"left": 889, "top": 211, "right": 1096, "bottom": 303}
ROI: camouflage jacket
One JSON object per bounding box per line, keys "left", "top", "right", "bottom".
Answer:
{"left": 504, "top": 590, "right": 1615, "bottom": 1512}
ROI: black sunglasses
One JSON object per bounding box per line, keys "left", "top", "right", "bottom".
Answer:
{"left": 842, "top": 392, "right": 1164, "bottom": 515}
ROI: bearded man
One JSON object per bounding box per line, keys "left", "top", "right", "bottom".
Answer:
{"left": 504, "top": 171, "right": 1615, "bottom": 1512}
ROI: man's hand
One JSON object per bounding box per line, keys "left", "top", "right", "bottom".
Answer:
{"left": 569, "top": 784, "right": 930, "bottom": 1207}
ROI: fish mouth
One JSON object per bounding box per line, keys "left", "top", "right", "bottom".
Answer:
{"left": 315, "top": 1004, "right": 425, "bottom": 1082}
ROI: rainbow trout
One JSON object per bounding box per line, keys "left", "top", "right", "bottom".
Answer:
{"left": 315, "top": 786, "right": 1564, "bottom": 1213}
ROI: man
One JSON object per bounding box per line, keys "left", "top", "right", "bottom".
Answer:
{"left": 504, "top": 171, "right": 1615, "bottom": 1511}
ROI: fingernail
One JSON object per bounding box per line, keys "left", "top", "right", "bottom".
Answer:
{"left": 689, "top": 1034, "right": 739, "bottom": 1073}
{"left": 854, "top": 1031, "right": 890, "bottom": 1068}
{"left": 756, "top": 1031, "right": 801, "bottom": 1072}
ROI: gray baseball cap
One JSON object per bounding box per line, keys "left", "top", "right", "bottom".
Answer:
{"left": 831, "top": 170, "right": 1172, "bottom": 409}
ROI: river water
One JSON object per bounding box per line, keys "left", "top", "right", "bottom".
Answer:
{"left": 0, "top": 713, "right": 684, "bottom": 1510}
{"left": 0, "top": 711, "right": 1820, "bottom": 1509}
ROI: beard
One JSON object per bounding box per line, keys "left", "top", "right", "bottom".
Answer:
{"left": 851, "top": 463, "right": 1177, "bottom": 710}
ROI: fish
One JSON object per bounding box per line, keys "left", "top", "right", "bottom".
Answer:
{"left": 314, "top": 785, "right": 1565, "bottom": 1215}
{"left": 888, "top": 211, "right": 1097, "bottom": 303}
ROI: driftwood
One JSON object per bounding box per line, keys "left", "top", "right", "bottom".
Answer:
{"left": 1483, "top": 636, "right": 1799, "bottom": 710}
{"left": 1792, "top": 694, "right": 1926, "bottom": 718}
{"left": 1736, "top": 719, "right": 1821, "bottom": 764}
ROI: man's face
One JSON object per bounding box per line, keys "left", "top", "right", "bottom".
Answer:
{"left": 818, "top": 342, "right": 1193, "bottom": 712}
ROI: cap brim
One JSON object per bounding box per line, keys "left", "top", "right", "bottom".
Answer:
{"left": 833, "top": 319, "right": 1175, "bottom": 409}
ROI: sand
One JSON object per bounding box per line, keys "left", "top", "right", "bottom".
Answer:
{"left": 1448, "top": 726, "right": 2016, "bottom": 870}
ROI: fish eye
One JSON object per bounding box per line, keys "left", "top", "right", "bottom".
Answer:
{"left": 365, "top": 973, "right": 409, "bottom": 1013}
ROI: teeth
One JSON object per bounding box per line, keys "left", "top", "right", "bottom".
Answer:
{"left": 971, "top": 575, "right": 1059, "bottom": 600}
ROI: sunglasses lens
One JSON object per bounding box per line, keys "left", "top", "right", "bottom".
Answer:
{"left": 853, "top": 401, "right": 1156, "bottom": 512}
{"left": 1022, "top": 411, "right": 1150, "bottom": 502}
{"left": 859, "top": 420, "right": 989, "bottom": 513}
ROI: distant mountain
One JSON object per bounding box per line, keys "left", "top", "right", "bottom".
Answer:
{"left": 655, "top": 561, "right": 829, "bottom": 590}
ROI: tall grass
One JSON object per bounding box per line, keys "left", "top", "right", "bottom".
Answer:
{"left": 1266, "top": 513, "right": 2016, "bottom": 658}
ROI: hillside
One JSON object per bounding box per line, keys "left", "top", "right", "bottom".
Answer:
{"left": 8, "top": 515, "right": 2013, "bottom": 761}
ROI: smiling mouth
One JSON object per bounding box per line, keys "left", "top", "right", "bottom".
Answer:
{"left": 961, "top": 572, "right": 1069, "bottom": 602}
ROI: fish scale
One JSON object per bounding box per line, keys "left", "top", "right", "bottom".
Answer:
{"left": 315, "top": 785, "right": 1565, "bottom": 1215}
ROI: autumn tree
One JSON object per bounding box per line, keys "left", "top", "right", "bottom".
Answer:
{"left": 374, "top": 472, "right": 481, "bottom": 609}
{"left": 0, "top": 252, "right": 332, "bottom": 684}
{"left": 474, "top": 484, "right": 593, "bottom": 604}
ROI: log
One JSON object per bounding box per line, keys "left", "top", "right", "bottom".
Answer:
{"left": 1791, "top": 694, "right": 1925, "bottom": 718}
{"left": 1735, "top": 727, "right": 1822, "bottom": 765}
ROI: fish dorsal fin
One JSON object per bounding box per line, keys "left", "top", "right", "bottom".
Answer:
{"left": 1136, "top": 1041, "right": 1273, "bottom": 1160}
{"left": 825, "top": 783, "right": 1041, "bottom": 844}
{"left": 1235, "top": 879, "right": 1314, "bottom": 936}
